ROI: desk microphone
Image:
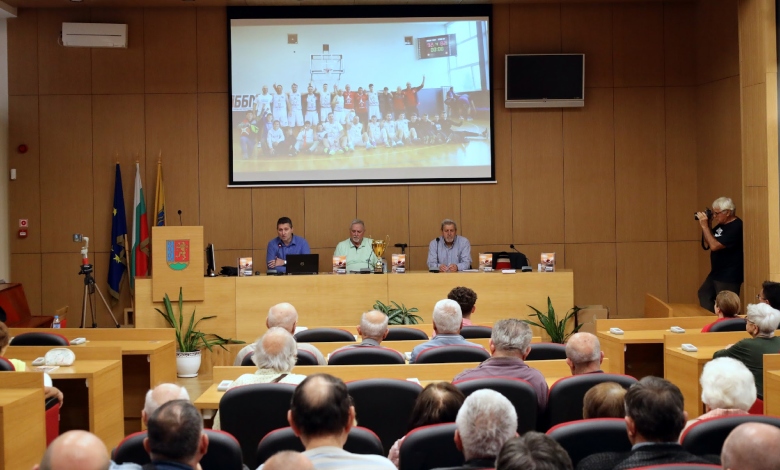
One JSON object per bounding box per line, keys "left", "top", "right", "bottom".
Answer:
{"left": 434, "top": 237, "right": 441, "bottom": 271}
{"left": 510, "top": 244, "right": 532, "bottom": 271}
{"left": 178, "top": 210, "right": 183, "bottom": 225}
{"left": 394, "top": 243, "right": 408, "bottom": 255}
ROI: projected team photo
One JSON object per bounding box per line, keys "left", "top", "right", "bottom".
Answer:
{"left": 229, "top": 10, "right": 493, "bottom": 186}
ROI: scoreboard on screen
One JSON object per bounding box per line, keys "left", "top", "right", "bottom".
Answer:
{"left": 417, "top": 34, "right": 457, "bottom": 60}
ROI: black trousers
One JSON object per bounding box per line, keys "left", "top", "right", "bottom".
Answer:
{"left": 698, "top": 274, "right": 742, "bottom": 312}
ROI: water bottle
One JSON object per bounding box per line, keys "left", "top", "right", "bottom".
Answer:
{"left": 52, "top": 315, "right": 61, "bottom": 329}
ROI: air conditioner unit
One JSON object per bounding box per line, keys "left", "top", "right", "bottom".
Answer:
{"left": 62, "top": 23, "right": 127, "bottom": 48}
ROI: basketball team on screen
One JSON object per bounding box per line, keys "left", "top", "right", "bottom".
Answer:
{"left": 266, "top": 217, "right": 469, "bottom": 274}
{"left": 237, "top": 78, "right": 486, "bottom": 159}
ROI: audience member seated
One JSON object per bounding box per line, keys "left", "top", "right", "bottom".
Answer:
{"left": 264, "top": 451, "right": 314, "bottom": 470}
{"left": 0, "top": 320, "right": 64, "bottom": 405}
{"left": 143, "top": 383, "right": 190, "bottom": 426}
{"left": 453, "top": 319, "right": 548, "bottom": 411}
{"left": 234, "top": 302, "right": 326, "bottom": 366}
{"left": 758, "top": 280, "right": 780, "bottom": 311}
{"left": 447, "top": 287, "right": 477, "bottom": 328}
{"left": 713, "top": 302, "right": 780, "bottom": 396}
{"left": 432, "top": 389, "right": 517, "bottom": 470}
{"left": 721, "top": 422, "right": 780, "bottom": 470}
{"left": 702, "top": 291, "right": 741, "bottom": 332}
{"left": 682, "top": 357, "right": 755, "bottom": 433}
{"left": 332, "top": 310, "right": 391, "bottom": 354}
{"left": 33, "top": 430, "right": 112, "bottom": 470}
{"left": 565, "top": 332, "right": 604, "bottom": 375}
{"left": 583, "top": 382, "right": 627, "bottom": 419}
{"left": 143, "top": 400, "right": 208, "bottom": 470}
{"left": 387, "top": 382, "right": 466, "bottom": 467}
{"left": 576, "top": 376, "right": 720, "bottom": 470}
{"left": 214, "top": 327, "right": 306, "bottom": 430}
{"left": 410, "top": 300, "right": 485, "bottom": 363}
{"left": 263, "top": 373, "right": 395, "bottom": 469}
{"left": 496, "top": 432, "right": 573, "bottom": 470}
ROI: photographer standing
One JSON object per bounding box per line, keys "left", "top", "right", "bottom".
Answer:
{"left": 696, "top": 197, "right": 743, "bottom": 312}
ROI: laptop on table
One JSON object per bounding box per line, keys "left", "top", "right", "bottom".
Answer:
{"left": 285, "top": 254, "right": 319, "bottom": 275}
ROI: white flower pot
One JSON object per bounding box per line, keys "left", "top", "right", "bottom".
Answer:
{"left": 176, "top": 351, "right": 202, "bottom": 378}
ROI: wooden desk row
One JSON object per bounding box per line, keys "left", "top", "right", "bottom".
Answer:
{"left": 0, "top": 373, "right": 46, "bottom": 470}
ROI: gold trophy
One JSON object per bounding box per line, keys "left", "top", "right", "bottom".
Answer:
{"left": 371, "top": 235, "right": 390, "bottom": 273}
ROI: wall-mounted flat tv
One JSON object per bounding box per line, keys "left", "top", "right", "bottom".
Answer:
{"left": 505, "top": 54, "right": 584, "bottom": 108}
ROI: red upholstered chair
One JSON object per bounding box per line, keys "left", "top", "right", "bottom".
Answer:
{"left": 44, "top": 396, "right": 60, "bottom": 445}
{"left": 113, "top": 429, "right": 243, "bottom": 470}
{"left": 0, "top": 357, "right": 15, "bottom": 371}
{"left": 680, "top": 415, "right": 780, "bottom": 456}
{"left": 385, "top": 327, "right": 429, "bottom": 340}
{"left": 546, "top": 418, "right": 632, "bottom": 467}
{"left": 453, "top": 377, "right": 538, "bottom": 433}
{"left": 398, "top": 423, "right": 462, "bottom": 470}
{"left": 707, "top": 318, "right": 747, "bottom": 332}
{"left": 459, "top": 326, "right": 492, "bottom": 339}
{"left": 347, "top": 378, "right": 422, "bottom": 452}
{"left": 256, "top": 426, "right": 383, "bottom": 465}
{"left": 293, "top": 328, "right": 355, "bottom": 342}
{"left": 328, "top": 346, "right": 406, "bottom": 365}
{"left": 414, "top": 345, "right": 490, "bottom": 364}
{"left": 543, "top": 373, "right": 638, "bottom": 430}
{"left": 10, "top": 332, "right": 69, "bottom": 346}
{"left": 749, "top": 398, "right": 764, "bottom": 415}
{"left": 525, "top": 342, "right": 567, "bottom": 361}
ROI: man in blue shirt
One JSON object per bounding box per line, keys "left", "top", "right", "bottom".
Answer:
{"left": 427, "top": 219, "right": 472, "bottom": 272}
{"left": 266, "top": 217, "right": 311, "bottom": 274}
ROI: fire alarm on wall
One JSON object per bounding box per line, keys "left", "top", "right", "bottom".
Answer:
{"left": 17, "top": 144, "right": 27, "bottom": 154}
{"left": 18, "top": 229, "right": 27, "bottom": 238}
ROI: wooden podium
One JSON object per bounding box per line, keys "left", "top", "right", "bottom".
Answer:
{"left": 151, "top": 226, "right": 204, "bottom": 301}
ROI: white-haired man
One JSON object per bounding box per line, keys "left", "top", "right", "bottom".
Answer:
{"left": 433, "top": 389, "right": 517, "bottom": 470}
{"left": 333, "top": 219, "right": 378, "bottom": 272}
{"left": 696, "top": 196, "right": 743, "bottom": 312}
{"left": 565, "top": 332, "right": 604, "bottom": 375}
{"left": 409, "top": 299, "right": 485, "bottom": 363}
{"left": 453, "top": 319, "right": 548, "bottom": 411}
{"left": 234, "top": 302, "right": 325, "bottom": 365}
{"left": 721, "top": 422, "right": 780, "bottom": 470}
{"left": 714, "top": 302, "right": 780, "bottom": 396}
{"left": 331, "top": 310, "right": 390, "bottom": 354}
{"left": 143, "top": 383, "right": 190, "bottom": 427}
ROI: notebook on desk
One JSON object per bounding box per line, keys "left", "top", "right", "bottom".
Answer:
{"left": 286, "top": 254, "right": 319, "bottom": 275}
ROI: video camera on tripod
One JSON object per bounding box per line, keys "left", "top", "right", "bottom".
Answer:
{"left": 76, "top": 236, "right": 120, "bottom": 328}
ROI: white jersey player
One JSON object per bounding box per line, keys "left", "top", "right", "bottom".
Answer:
{"left": 293, "top": 121, "right": 315, "bottom": 155}
{"left": 304, "top": 85, "right": 319, "bottom": 126}
{"left": 287, "top": 84, "right": 304, "bottom": 128}
{"left": 255, "top": 85, "right": 273, "bottom": 119}
{"left": 368, "top": 115, "right": 389, "bottom": 147}
{"left": 396, "top": 113, "right": 416, "bottom": 144}
{"left": 323, "top": 113, "right": 344, "bottom": 154}
{"left": 367, "top": 84, "right": 380, "bottom": 123}
{"left": 271, "top": 85, "right": 289, "bottom": 127}
{"left": 332, "top": 90, "right": 345, "bottom": 125}
{"left": 318, "top": 84, "right": 333, "bottom": 123}
{"left": 266, "top": 120, "right": 285, "bottom": 154}
{"left": 383, "top": 113, "right": 401, "bottom": 146}
{"left": 346, "top": 115, "right": 371, "bottom": 150}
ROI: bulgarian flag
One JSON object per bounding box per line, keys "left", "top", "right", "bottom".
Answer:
{"left": 130, "top": 162, "right": 150, "bottom": 288}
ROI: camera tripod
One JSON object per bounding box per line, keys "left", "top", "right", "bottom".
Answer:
{"left": 79, "top": 262, "right": 121, "bottom": 328}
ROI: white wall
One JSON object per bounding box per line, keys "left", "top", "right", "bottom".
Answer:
{"left": 0, "top": 18, "right": 8, "bottom": 282}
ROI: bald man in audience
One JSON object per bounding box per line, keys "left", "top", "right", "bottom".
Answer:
{"left": 234, "top": 302, "right": 326, "bottom": 365}
{"left": 331, "top": 310, "right": 390, "bottom": 354}
{"left": 721, "top": 422, "right": 780, "bottom": 470}
{"left": 143, "top": 400, "right": 208, "bottom": 470}
{"left": 565, "top": 332, "right": 604, "bottom": 375}
{"left": 33, "top": 430, "right": 111, "bottom": 470}
{"left": 264, "top": 451, "right": 314, "bottom": 470}
{"left": 142, "top": 383, "right": 190, "bottom": 426}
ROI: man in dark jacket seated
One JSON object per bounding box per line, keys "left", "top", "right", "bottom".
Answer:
{"left": 143, "top": 400, "right": 208, "bottom": 470}
{"left": 576, "top": 376, "right": 719, "bottom": 470}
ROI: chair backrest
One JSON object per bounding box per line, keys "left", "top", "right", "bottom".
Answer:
{"left": 453, "top": 377, "right": 539, "bottom": 433}
{"left": 240, "top": 352, "right": 254, "bottom": 367}
{"left": 708, "top": 318, "right": 747, "bottom": 332}
{"left": 398, "top": 423, "right": 463, "bottom": 470}
{"left": 256, "top": 426, "right": 383, "bottom": 465}
{"left": 546, "top": 418, "right": 632, "bottom": 467}
{"left": 113, "top": 430, "right": 243, "bottom": 470}
{"left": 749, "top": 398, "right": 764, "bottom": 415}
{"left": 460, "top": 326, "right": 492, "bottom": 339}
{"left": 630, "top": 465, "right": 721, "bottom": 470}
{"left": 10, "top": 332, "right": 69, "bottom": 346}
{"left": 219, "top": 382, "right": 297, "bottom": 468}
{"left": 544, "top": 373, "right": 638, "bottom": 430}
{"left": 415, "top": 345, "right": 490, "bottom": 364}
{"left": 45, "top": 400, "right": 60, "bottom": 446}
{"left": 328, "top": 347, "right": 406, "bottom": 365}
{"left": 386, "top": 328, "right": 429, "bottom": 341}
{"left": 525, "top": 342, "right": 567, "bottom": 361}
{"left": 294, "top": 328, "right": 355, "bottom": 342}
{"left": 0, "top": 357, "right": 15, "bottom": 371}
{"left": 680, "top": 415, "right": 780, "bottom": 456}
{"left": 347, "top": 378, "right": 422, "bottom": 452}
{"left": 296, "top": 349, "right": 319, "bottom": 365}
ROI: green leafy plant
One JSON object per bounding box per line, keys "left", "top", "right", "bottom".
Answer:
{"left": 523, "top": 297, "right": 583, "bottom": 344}
{"left": 373, "top": 300, "right": 423, "bottom": 325}
{"left": 155, "top": 288, "right": 244, "bottom": 352}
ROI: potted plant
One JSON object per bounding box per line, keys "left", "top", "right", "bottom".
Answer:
{"left": 523, "top": 297, "right": 583, "bottom": 344}
{"left": 155, "top": 288, "right": 243, "bottom": 377}
{"left": 373, "top": 300, "right": 423, "bottom": 325}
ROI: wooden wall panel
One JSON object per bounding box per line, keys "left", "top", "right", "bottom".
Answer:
{"left": 492, "top": 4, "right": 509, "bottom": 91}
{"left": 664, "top": 2, "right": 696, "bottom": 87}
{"left": 511, "top": 109, "right": 564, "bottom": 244}
{"left": 509, "top": 3, "right": 561, "bottom": 53}
{"left": 251, "top": 188, "right": 305, "bottom": 249}
{"left": 39, "top": 95, "right": 93, "bottom": 253}
{"left": 613, "top": 3, "right": 665, "bottom": 87}
{"left": 356, "top": 186, "right": 409, "bottom": 247}
{"left": 144, "top": 8, "right": 197, "bottom": 94}
{"left": 737, "top": 0, "right": 768, "bottom": 87}
{"left": 696, "top": 0, "right": 740, "bottom": 84}
{"left": 7, "top": 9, "right": 38, "bottom": 96}
{"left": 304, "top": 187, "right": 356, "bottom": 248}
{"left": 563, "top": 88, "right": 615, "bottom": 243}
{"left": 561, "top": 3, "right": 613, "bottom": 88}
{"left": 614, "top": 88, "right": 666, "bottom": 242}
{"left": 10, "top": 254, "right": 42, "bottom": 316}
{"left": 144, "top": 94, "right": 200, "bottom": 227}
{"left": 665, "top": 87, "right": 699, "bottom": 241}
{"left": 408, "top": 186, "right": 461, "bottom": 247}
{"left": 8, "top": 95, "right": 40, "bottom": 254}
{"left": 616, "top": 242, "right": 668, "bottom": 318}
{"left": 199, "top": 93, "right": 252, "bottom": 250}
{"left": 197, "top": 8, "right": 228, "bottom": 93}
{"left": 41, "top": 253, "right": 87, "bottom": 327}
{"left": 696, "top": 76, "right": 742, "bottom": 209}
{"left": 90, "top": 8, "right": 145, "bottom": 95}
{"left": 92, "top": 94, "right": 146, "bottom": 253}
{"left": 37, "top": 9, "right": 92, "bottom": 95}
{"left": 407, "top": 246, "right": 429, "bottom": 273}
{"left": 742, "top": 83, "right": 769, "bottom": 187}
{"left": 565, "top": 243, "right": 617, "bottom": 314}
{"left": 667, "top": 241, "right": 701, "bottom": 304}
{"left": 743, "top": 186, "right": 769, "bottom": 300}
